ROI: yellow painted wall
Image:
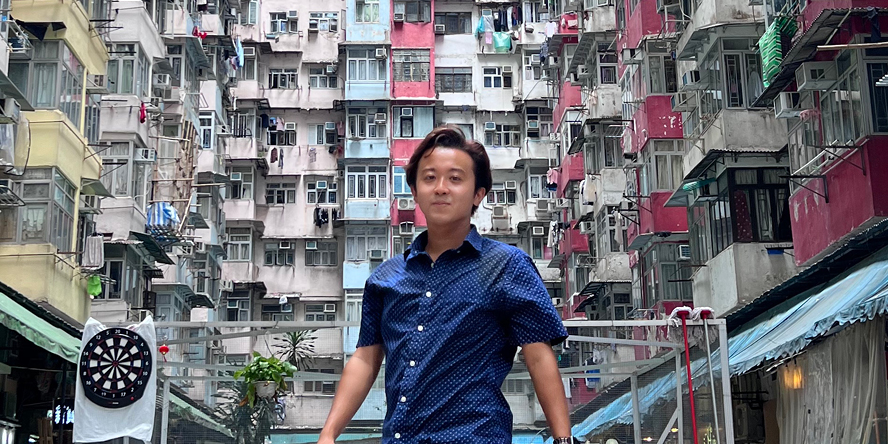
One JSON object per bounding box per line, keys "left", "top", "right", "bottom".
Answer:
{"left": 11, "top": 0, "right": 109, "bottom": 74}
{"left": 0, "top": 243, "right": 90, "bottom": 322}
{"left": 25, "top": 110, "right": 101, "bottom": 184}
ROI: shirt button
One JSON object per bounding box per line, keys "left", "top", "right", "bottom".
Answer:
{"left": 400, "top": 396, "right": 407, "bottom": 402}
{"left": 417, "top": 325, "right": 424, "bottom": 331}
{"left": 394, "top": 433, "right": 401, "bottom": 439}
{"left": 425, "top": 291, "right": 432, "bottom": 297}
{"left": 409, "top": 360, "right": 416, "bottom": 367}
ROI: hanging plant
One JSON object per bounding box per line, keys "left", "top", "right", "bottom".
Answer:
{"left": 233, "top": 352, "right": 297, "bottom": 407}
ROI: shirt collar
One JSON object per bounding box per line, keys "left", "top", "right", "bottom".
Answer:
{"left": 404, "top": 225, "right": 484, "bottom": 261}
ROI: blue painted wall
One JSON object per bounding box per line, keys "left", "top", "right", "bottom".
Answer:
{"left": 344, "top": 199, "right": 391, "bottom": 221}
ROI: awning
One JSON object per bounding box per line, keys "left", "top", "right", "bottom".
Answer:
{"left": 129, "top": 231, "right": 175, "bottom": 265}
{"left": 0, "top": 69, "right": 33, "bottom": 111}
{"left": 80, "top": 178, "right": 114, "bottom": 197}
{"left": 169, "top": 394, "right": 233, "bottom": 437}
{"left": 0, "top": 289, "right": 81, "bottom": 363}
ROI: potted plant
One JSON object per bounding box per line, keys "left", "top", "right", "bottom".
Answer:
{"left": 234, "top": 352, "right": 297, "bottom": 406}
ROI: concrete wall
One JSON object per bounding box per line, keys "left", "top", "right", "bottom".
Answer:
{"left": 693, "top": 242, "right": 799, "bottom": 317}
{"left": 96, "top": 201, "right": 148, "bottom": 238}
{"left": 344, "top": 138, "right": 391, "bottom": 159}
{"left": 345, "top": 0, "right": 390, "bottom": 43}
{"left": 100, "top": 96, "right": 151, "bottom": 147}
{"left": 675, "top": 0, "right": 762, "bottom": 58}
{"left": 586, "top": 83, "right": 621, "bottom": 120}
{"left": 108, "top": 1, "right": 166, "bottom": 63}
{"left": 343, "top": 261, "right": 373, "bottom": 289}
{"left": 477, "top": 54, "right": 520, "bottom": 112}
{"left": 686, "top": 109, "right": 787, "bottom": 175}
{"left": 345, "top": 198, "right": 391, "bottom": 220}
{"left": 0, "top": 243, "right": 90, "bottom": 322}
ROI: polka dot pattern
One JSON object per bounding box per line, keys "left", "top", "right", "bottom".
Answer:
{"left": 357, "top": 226, "right": 569, "bottom": 443}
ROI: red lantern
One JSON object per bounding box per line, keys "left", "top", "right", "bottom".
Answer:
{"left": 159, "top": 344, "right": 169, "bottom": 355}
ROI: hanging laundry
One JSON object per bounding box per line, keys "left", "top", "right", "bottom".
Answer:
{"left": 87, "top": 275, "right": 102, "bottom": 297}
{"left": 493, "top": 10, "right": 502, "bottom": 32}
{"left": 507, "top": 6, "right": 514, "bottom": 28}
{"left": 475, "top": 17, "right": 485, "bottom": 38}
{"left": 546, "top": 167, "right": 560, "bottom": 185}
{"left": 336, "top": 121, "right": 345, "bottom": 136}
{"left": 493, "top": 32, "right": 512, "bottom": 53}
{"left": 483, "top": 15, "right": 494, "bottom": 44}
{"left": 547, "top": 221, "right": 558, "bottom": 248}
{"left": 515, "top": 6, "right": 523, "bottom": 24}
{"left": 276, "top": 120, "right": 285, "bottom": 131}
{"left": 309, "top": 147, "right": 317, "bottom": 163}
{"left": 278, "top": 147, "right": 284, "bottom": 168}
{"left": 261, "top": 114, "right": 270, "bottom": 128}
{"left": 236, "top": 38, "right": 245, "bottom": 68}
{"left": 82, "top": 235, "right": 104, "bottom": 269}
{"left": 545, "top": 20, "right": 558, "bottom": 38}
{"left": 270, "top": 147, "right": 278, "bottom": 163}
{"left": 540, "top": 40, "right": 549, "bottom": 61}
{"left": 139, "top": 102, "right": 147, "bottom": 123}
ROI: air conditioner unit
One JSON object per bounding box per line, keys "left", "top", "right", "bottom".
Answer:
{"left": 504, "top": 180, "right": 517, "bottom": 189}
{"left": 530, "top": 53, "right": 541, "bottom": 64}
{"left": 375, "top": 48, "right": 387, "bottom": 59}
{"left": 537, "top": 199, "right": 553, "bottom": 213}
{"left": 434, "top": 24, "right": 446, "bottom": 34}
{"left": 0, "top": 98, "right": 20, "bottom": 125}
{"left": 243, "top": 47, "right": 256, "bottom": 57}
{"left": 621, "top": 48, "right": 640, "bottom": 65}
{"left": 795, "top": 61, "right": 836, "bottom": 91}
{"left": 577, "top": 64, "right": 591, "bottom": 79}
{"left": 287, "top": 10, "right": 298, "bottom": 18}
{"left": 374, "top": 112, "right": 387, "bottom": 122}
{"left": 399, "top": 223, "right": 414, "bottom": 235}
{"left": 136, "top": 148, "right": 157, "bottom": 161}
{"left": 279, "top": 241, "right": 292, "bottom": 249}
{"left": 230, "top": 172, "right": 243, "bottom": 181}
{"left": 401, "top": 107, "right": 413, "bottom": 117}
{"left": 492, "top": 206, "right": 508, "bottom": 218}
{"left": 86, "top": 74, "right": 109, "bottom": 94}
{"left": 532, "top": 226, "right": 546, "bottom": 236}
{"left": 552, "top": 297, "right": 563, "bottom": 306}
{"left": 484, "top": 121, "right": 497, "bottom": 131}
{"left": 369, "top": 249, "right": 385, "bottom": 260}
{"left": 579, "top": 221, "right": 594, "bottom": 234}
{"left": 678, "top": 244, "right": 691, "bottom": 260}
{"left": 313, "top": 181, "right": 327, "bottom": 190}
{"left": 680, "top": 70, "right": 704, "bottom": 90}
{"left": 527, "top": 120, "right": 539, "bottom": 129}
{"left": 326, "top": 65, "right": 337, "bottom": 74}
{"left": 774, "top": 92, "right": 804, "bottom": 119}
{"left": 671, "top": 91, "right": 697, "bottom": 112}
{"left": 306, "top": 240, "right": 318, "bottom": 250}
{"left": 308, "top": 23, "right": 319, "bottom": 32}
{"left": 281, "top": 303, "right": 293, "bottom": 313}
{"left": 220, "top": 280, "right": 233, "bottom": 291}
{"left": 397, "top": 197, "right": 415, "bottom": 210}
{"left": 284, "top": 122, "right": 297, "bottom": 131}
{"left": 393, "top": 12, "right": 407, "bottom": 22}
{"left": 481, "top": 8, "right": 493, "bottom": 16}
{"left": 154, "top": 74, "right": 171, "bottom": 88}
{"left": 323, "top": 303, "right": 336, "bottom": 313}
{"left": 501, "top": 65, "right": 512, "bottom": 73}
{"left": 325, "top": 122, "right": 336, "bottom": 131}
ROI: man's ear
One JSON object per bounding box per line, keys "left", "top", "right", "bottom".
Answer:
{"left": 473, "top": 188, "right": 486, "bottom": 207}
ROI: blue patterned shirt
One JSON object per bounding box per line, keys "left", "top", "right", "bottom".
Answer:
{"left": 357, "top": 226, "right": 568, "bottom": 443}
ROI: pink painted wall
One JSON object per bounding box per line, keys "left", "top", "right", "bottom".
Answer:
{"left": 391, "top": 19, "right": 436, "bottom": 98}
{"left": 556, "top": 153, "right": 585, "bottom": 197}
{"left": 559, "top": 228, "right": 589, "bottom": 257}
{"left": 616, "top": 0, "right": 666, "bottom": 76}
{"left": 627, "top": 98, "right": 683, "bottom": 154}
{"left": 626, "top": 191, "right": 688, "bottom": 250}
{"left": 800, "top": 2, "right": 888, "bottom": 34}
{"left": 789, "top": 138, "right": 888, "bottom": 265}
{"left": 391, "top": 138, "right": 422, "bottom": 164}
{"left": 555, "top": 80, "right": 582, "bottom": 126}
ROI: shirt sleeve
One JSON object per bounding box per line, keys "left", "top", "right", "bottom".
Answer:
{"left": 499, "top": 251, "right": 568, "bottom": 346}
{"left": 356, "top": 277, "right": 383, "bottom": 348}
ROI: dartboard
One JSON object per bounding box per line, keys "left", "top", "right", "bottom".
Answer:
{"left": 79, "top": 327, "right": 153, "bottom": 408}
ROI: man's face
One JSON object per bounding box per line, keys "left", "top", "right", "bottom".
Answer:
{"left": 411, "top": 147, "right": 486, "bottom": 226}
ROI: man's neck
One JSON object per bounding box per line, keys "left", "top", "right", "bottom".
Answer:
{"left": 424, "top": 221, "right": 472, "bottom": 262}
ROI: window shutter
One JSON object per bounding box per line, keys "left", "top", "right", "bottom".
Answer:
{"left": 248, "top": 0, "right": 258, "bottom": 24}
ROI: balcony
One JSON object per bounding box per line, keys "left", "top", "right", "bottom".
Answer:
{"left": 585, "top": 84, "right": 621, "bottom": 120}
{"left": 343, "top": 261, "right": 375, "bottom": 289}
{"left": 684, "top": 109, "right": 787, "bottom": 175}
{"left": 692, "top": 243, "right": 799, "bottom": 317}
{"left": 344, "top": 199, "right": 390, "bottom": 221}
{"left": 343, "top": 138, "right": 390, "bottom": 159}
{"left": 0, "top": 244, "right": 90, "bottom": 322}
{"left": 675, "top": 0, "right": 760, "bottom": 58}
{"left": 11, "top": 0, "right": 109, "bottom": 74}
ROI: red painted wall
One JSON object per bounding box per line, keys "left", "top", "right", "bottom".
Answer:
{"left": 616, "top": 0, "right": 666, "bottom": 74}
{"left": 391, "top": 18, "right": 436, "bottom": 98}
{"left": 391, "top": 138, "right": 422, "bottom": 164}
{"left": 555, "top": 79, "right": 582, "bottom": 126}
{"left": 789, "top": 138, "right": 888, "bottom": 265}
{"left": 560, "top": 228, "right": 589, "bottom": 257}
{"left": 638, "top": 191, "right": 688, "bottom": 235}
{"left": 800, "top": 2, "right": 888, "bottom": 34}
{"left": 557, "top": 152, "right": 585, "bottom": 197}
{"left": 627, "top": 97, "right": 683, "bottom": 154}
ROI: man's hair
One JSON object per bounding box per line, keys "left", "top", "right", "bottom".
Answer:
{"left": 404, "top": 125, "right": 493, "bottom": 215}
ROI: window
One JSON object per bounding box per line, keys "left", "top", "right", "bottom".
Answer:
{"left": 228, "top": 110, "right": 256, "bottom": 138}
{"left": 820, "top": 50, "right": 861, "bottom": 145}
{"left": 237, "top": 54, "right": 257, "bottom": 81}
{"left": 270, "top": 12, "right": 288, "bottom": 33}
{"left": 303, "top": 369, "right": 336, "bottom": 393}
{"left": 393, "top": 50, "right": 430, "bottom": 82}
{"left": 225, "top": 294, "right": 251, "bottom": 321}
{"left": 264, "top": 242, "right": 294, "bottom": 266}
{"left": 435, "top": 67, "right": 472, "bottom": 93}
{"left": 200, "top": 115, "right": 213, "bottom": 150}
{"left": 393, "top": 107, "right": 434, "bottom": 138}
{"left": 85, "top": 94, "right": 102, "bottom": 146}
{"left": 226, "top": 228, "right": 252, "bottom": 261}
{"left": 647, "top": 52, "right": 677, "bottom": 95}
{"left": 227, "top": 167, "right": 254, "bottom": 199}
{"left": 265, "top": 182, "right": 296, "bottom": 204}
{"left": 347, "top": 107, "right": 387, "bottom": 138}
{"left": 307, "top": 180, "right": 338, "bottom": 203}
{"left": 309, "top": 66, "right": 338, "bottom": 88}
{"left": 346, "top": 225, "right": 388, "bottom": 260}
{"left": 486, "top": 182, "right": 517, "bottom": 205}
{"left": 9, "top": 41, "right": 83, "bottom": 126}
{"left": 356, "top": 0, "right": 379, "bottom": 23}
{"left": 523, "top": 0, "right": 548, "bottom": 22}
{"left": 347, "top": 49, "right": 386, "bottom": 81}
{"left": 434, "top": 12, "right": 471, "bottom": 34}
{"left": 484, "top": 124, "right": 521, "bottom": 147}
{"left": 597, "top": 44, "right": 618, "bottom": 85}
{"left": 525, "top": 106, "right": 553, "bottom": 138}
{"left": 106, "top": 43, "right": 150, "bottom": 98}
{"left": 688, "top": 169, "right": 791, "bottom": 262}
{"left": 641, "top": 140, "right": 684, "bottom": 193}
{"left": 483, "top": 67, "right": 512, "bottom": 88}
{"left": 261, "top": 303, "right": 294, "bottom": 321}
{"left": 524, "top": 51, "right": 541, "bottom": 81}
{"left": 394, "top": 0, "right": 431, "bottom": 22}
{"left": 696, "top": 39, "right": 764, "bottom": 117}
{"left": 531, "top": 235, "right": 552, "bottom": 260}
{"left": 305, "top": 304, "right": 336, "bottom": 321}
{"left": 597, "top": 206, "right": 627, "bottom": 253}
{"left": 266, "top": 128, "right": 297, "bottom": 145}
{"left": 306, "top": 242, "right": 338, "bottom": 266}
{"left": 528, "top": 173, "right": 552, "bottom": 199}
{"left": 392, "top": 167, "right": 410, "bottom": 195}
{"left": 869, "top": 62, "right": 888, "bottom": 134}
{"left": 347, "top": 165, "right": 387, "bottom": 199}
{"left": 393, "top": 232, "right": 415, "bottom": 256}
{"left": 641, "top": 244, "right": 692, "bottom": 306}
{"left": 311, "top": 124, "right": 339, "bottom": 145}
{"left": 268, "top": 69, "right": 298, "bottom": 89}
{"left": 241, "top": 0, "right": 257, "bottom": 24}
{"left": 0, "top": 169, "right": 76, "bottom": 251}
{"left": 309, "top": 12, "right": 339, "bottom": 31}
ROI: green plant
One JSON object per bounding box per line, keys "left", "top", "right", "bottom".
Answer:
{"left": 274, "top": 330, "right": 317, "bottom": 370}
{"left": 234, "top": 352, "right": 297, "bottom": 406}
{"left": 215, "top": 381, "right": 276, "bottom": 444}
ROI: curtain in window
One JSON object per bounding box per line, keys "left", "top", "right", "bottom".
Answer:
{"left": 22, "top": 205, "right": 46, "bottom": 241}
{"left": 33, "top": 63, "right": 57, "bottom": 108}
{"left": 414, "top": 107, "right": 434, "bottom": 137}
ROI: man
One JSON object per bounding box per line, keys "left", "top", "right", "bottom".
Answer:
{"left": 318, "top": 126, "right": 573, "bottom": 444}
